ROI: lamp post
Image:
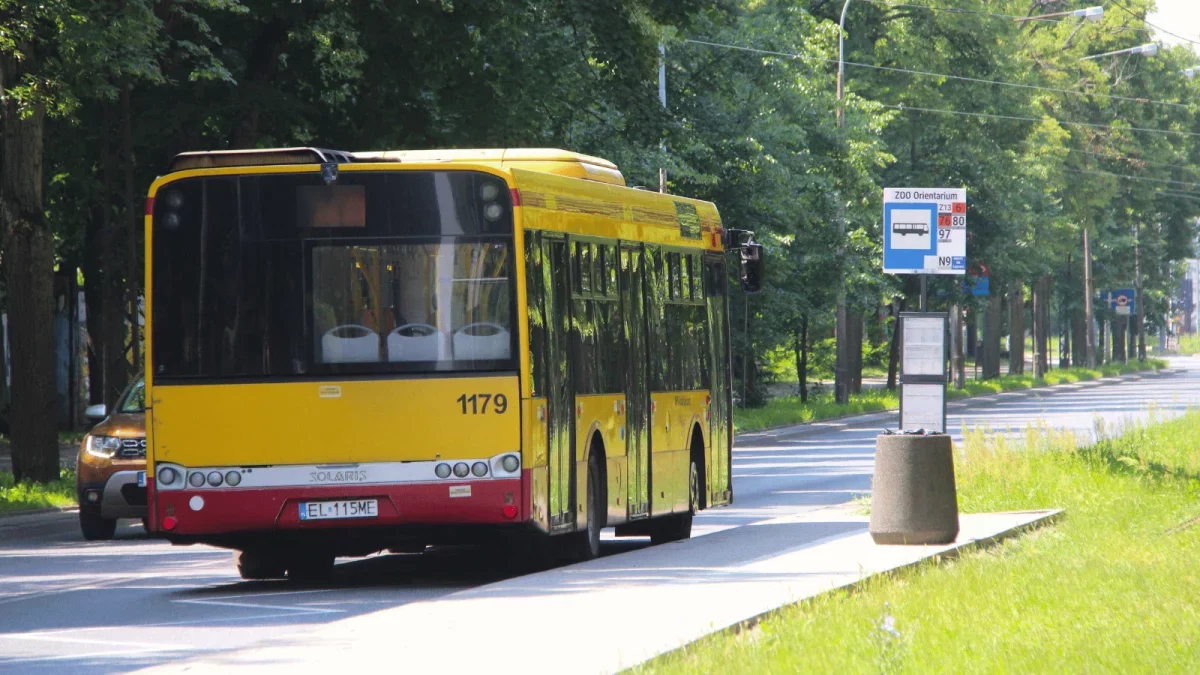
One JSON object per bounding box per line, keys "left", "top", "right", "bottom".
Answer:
{"left": 1015, "top": 6, "right": 1104, "bottom": 23}
{"left": 833, "top": 0, "right": 852, "bottom": 405}
{"left": 1081, "top": 43, "right": 1159, "bottom": 61}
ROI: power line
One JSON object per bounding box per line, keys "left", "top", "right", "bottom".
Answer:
{"left": 855, "top": 0, "right": 1076, "bottom": 25}
{"left": 882, "top": 102, "right": 1200, "bottom": 140}
{"left": 857, "top": 0, "right": 1153, "bottom": 38}
{"left": 1064, "top": 167, "right": 1200, "bottom": 189}
{"left": 684, "top": 38, "right": 1195, "bottom": 111}
{"left": 1078, "top": 149, "right": 1200, "bottom": 176}
{"left": 1110, "top": 0, "right": 1200, "bottom": 47}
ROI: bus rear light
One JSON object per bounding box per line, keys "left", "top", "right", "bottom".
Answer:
{"left": 471, "top": 462, "right": 488, "bottom": 477}
{"left": 510, "top": 188, "right": 522, "bottom": 206}
{"left": 435, "top": 463, "right": 452, "bottom": 479}
{"left": 206, "top": 471, "right": 224, "bottom": 487}
{"left": 501, "top": 455, "right": 520, "bottom": 473}
{"left": 225, "top": 471, "right": 242, "bottom": 487}
{"left": 157, "top": 467, "right": 180, "bottom": 486}
{"left": 188, "top": 472, "right": 205, "bottom": 488}
{"left": 162, "top": 516, "right": 178, "bottom": 531}
{"left": 502, "top": 505, "right": 518, "bottom": 519}
{"left": 453, "top": 462, "right": 470, "bottom": 478}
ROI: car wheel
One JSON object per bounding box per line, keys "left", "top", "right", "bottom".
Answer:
{"left": 79, "top": 506, "right": 117, "bottom": 541}
{"left": 235, "top": 550, "right": 288, "bottom": 580}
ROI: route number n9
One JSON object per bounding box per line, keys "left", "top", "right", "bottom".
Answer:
{"left": 457, "top": 393, "right": 508, "bottom": 415}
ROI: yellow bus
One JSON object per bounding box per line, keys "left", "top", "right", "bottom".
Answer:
{"left": 143, "top": 147, "right": 762, "bottom": 580}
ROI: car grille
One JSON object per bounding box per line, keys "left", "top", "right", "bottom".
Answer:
{"left": 118, "top": 438, "right": 147, "bottom": 459}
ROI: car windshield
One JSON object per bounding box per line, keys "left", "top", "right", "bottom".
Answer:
{"left": 118, "top": 378, "right": 146, "bottom": 414}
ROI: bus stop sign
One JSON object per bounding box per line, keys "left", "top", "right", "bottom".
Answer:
{"left": 883, "top": 188, "right": 967, "bottom": 275}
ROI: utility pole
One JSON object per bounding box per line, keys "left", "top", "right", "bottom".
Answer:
{"left": 834, "top": 0, "right": 852, "bottom": 405}
{"left": 1135, "top": 222, "right": 1145, "bottom": 361}
{"left": 1083, "top": 226, "right": 1096, "bottom": 367}
{"left": 658, "top": 43, "right": 667, "bottom": 194}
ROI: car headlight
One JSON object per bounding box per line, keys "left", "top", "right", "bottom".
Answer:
{"left": 86, "top": 435, "right": 122, "bottom": 459}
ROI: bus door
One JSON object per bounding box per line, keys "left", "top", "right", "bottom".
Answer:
{"left": 620, "top": 244, "right": 651, "bottom": 519}
{"left": 705, "top": 256, "right": 733, "bottom": 506}
{"left": 544, "top": 237, "right": 576, "bottom": 531}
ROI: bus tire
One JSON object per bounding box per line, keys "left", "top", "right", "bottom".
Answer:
{"left": 572, "top": 451, "right": 605, "bottom": 562}
{"left": 79, "top": 505, "right": 117, "bottom": 541}
{"left": 236, "top": 550, "right": 287, "bottom": 580}
{"left": 650, "top": 454, "right": 701, "bottom": 545}
{"left": 286, "top": 552, "right": 336, "bottom": 584}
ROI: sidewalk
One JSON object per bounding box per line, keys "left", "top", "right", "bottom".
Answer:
{"left": 140, "top": 506, "right": 1061, "bottom": 674}
{"left": 0, "top": 442, "right": 78, "bottom": 475}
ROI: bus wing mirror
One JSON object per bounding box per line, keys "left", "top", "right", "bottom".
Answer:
{"left": 739, "top": 242, "right": 764, "bottom": 294}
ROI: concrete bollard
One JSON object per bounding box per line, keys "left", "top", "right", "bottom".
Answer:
{"left": 869, "top": 433, "right": 959, "bottom": 545}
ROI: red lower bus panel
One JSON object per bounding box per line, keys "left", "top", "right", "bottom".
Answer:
{"left": 154, "top": 475, "right": 526, "bottom": 536}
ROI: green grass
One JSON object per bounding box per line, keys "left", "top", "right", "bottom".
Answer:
{"left": 734, "top": 359, "right": 1166, "bottom": 433}
{"left": 0, "top": 469, "right": 77, "bottom": 514}
{"left": 639, "top": 408, "right": 1200, "bottom": 674}
{"left": 946, "top": 359, "right": 1166, "bottom": 400}
{"left": 734, "top": 389, "right": 899, "bottom": 433}
{"left": 1180, "top": 334, "right": 1200, "bottom": 355}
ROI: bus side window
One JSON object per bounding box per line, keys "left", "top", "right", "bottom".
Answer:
{"left": 644, "top": 245, "right": 669, "bottom": 390}
{"left": 525, "top": 232, "right": 547, "bottom": 398}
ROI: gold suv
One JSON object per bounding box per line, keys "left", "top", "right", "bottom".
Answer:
{"left": 76, "top": 376, "right": 146, "bottom": 540}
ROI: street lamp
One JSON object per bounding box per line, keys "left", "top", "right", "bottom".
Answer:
{"left": 1081, "top": 43, "right": 1159, "bottom": 61}
{"left": 1015, "top": 6, "right": 1104, "bottom": 23}
{"left": 834, "top": 0, "right": 853, "bottom": 404}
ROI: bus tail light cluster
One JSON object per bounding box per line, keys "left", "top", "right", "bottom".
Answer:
{"left": 433, "top": 453, "right": 520, "bottom": 480}
{"left": 155, "top": 463, "right": 244, "bottom": 491}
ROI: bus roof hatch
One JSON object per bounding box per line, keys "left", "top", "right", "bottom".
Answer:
{"left": 167, "top": 147, "right": 355, "bottom": 173}
{"left": 352, "top": 148, "right": 626, "bottom": 187}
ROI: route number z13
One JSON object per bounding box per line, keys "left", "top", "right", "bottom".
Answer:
{"left": 457, "top": 393, "right": 508, "bottom": 415}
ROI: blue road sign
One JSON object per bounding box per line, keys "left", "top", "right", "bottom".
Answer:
{"left": 1100, "top": 289, "right": 1135, "bottom": 315}
{"left": 964, "top": 275, "right": 989, "bottom": 297}
{"left": 882, "top": 187, "right": 967, "bottom": 275}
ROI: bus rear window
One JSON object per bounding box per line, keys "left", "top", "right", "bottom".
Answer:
{"left": 151, "top": 170, "right": 515, "bottom": 382}
{"left": 297, "top": 185, "right": 366, "bottom": 228}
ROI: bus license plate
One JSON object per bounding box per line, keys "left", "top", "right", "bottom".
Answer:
{"left": 299, "top": 499, "right": 378, "bottom": 521}
{"left": 137, "top": 471, "right": 146, "bottom": 487}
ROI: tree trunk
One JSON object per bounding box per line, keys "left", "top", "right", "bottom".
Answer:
{"left": 1032, "top": 276, "right": 1050, "bottom": 378}
{"left": 1071, "top": 314, "right": 1086, "bottom": 369}
{"left": 797, "top": 316, "right": 809, "bottom": 403}
{"left": 121, "top": 82, "right": 142, "bottom": 377}
{"left": 950, "top": 303, "right": 965, "bottom": 389}
{"left": 847, "top": 310, "right": 863, "bottom": 395}
{"left": 983, "top": 289, "right": 1002, "bottom": 379}
{"left": 1113, "top": 315, "right": 1127, "bottom": 363}
{"left": 1, "top": 48, "right": 59, "bottom": 482}
{"left": 886, "top": 298, "right": 905, "bottom": 391}
{"left": 1008, "top": 280, "right": 1025, "bottom": 375}
{"left": 1098, "top": 320, "right": 1107, "bottom": 365}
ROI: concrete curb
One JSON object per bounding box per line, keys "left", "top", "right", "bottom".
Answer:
{"left": 669, "top": 507, "right": 1065, "bottom": 651}
{"left": 737, "top": 367, "right": 1175, "bottom": 440}
{"left": 0, "top": 505, "right": 77, "bottom": 528}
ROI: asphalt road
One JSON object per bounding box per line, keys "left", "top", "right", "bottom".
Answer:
{"left": 1, "top": 358, "right": 1196, "bottom": 672}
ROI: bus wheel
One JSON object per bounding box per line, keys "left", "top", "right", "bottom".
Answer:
{"left": 235, "top": 550, "right": 287, "bottom": 580}
{"left": 79, "top": 506, "right": 117, "bottom": 541}
{"left": 651, "top": 458, "right": 698, "bottom": 545}
{"left": 572, "top": 452, "right": 605, "bottom": 562}
{"left": 286, "top": 552, "right": 336, "bottom": 584}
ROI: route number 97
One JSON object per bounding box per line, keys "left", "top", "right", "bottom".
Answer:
{"left": 457, "top": 393, "right": 508, "bottom": 415}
